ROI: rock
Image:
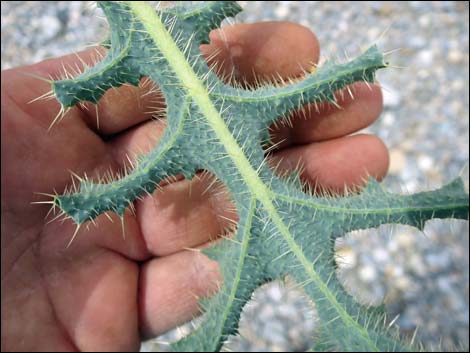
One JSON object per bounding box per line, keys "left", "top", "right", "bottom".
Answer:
{"left": 419, "top": 15, "right": 431, "bottom": 27}
{"left": 381, "top": 84, "right": 401, "bottom": 107}
{"left": 258, "top": 304, "right": 275, "bottom": 320}
{"left": 398, "top": 314, "right": 417, "bottom": 331}
{"left": 40, "top": 15, "right": 62, "bottom": 41}
{"left": 448, "top": 49, "right": 464, "bottom": 64}
{"left": 382, "top": 112, "right": 396, "bottom": 126}
{"left": 268, "top": 283, "right": 283, "bottom": 302}
{"left": 373, "top": 247, "right": 390, "bottom": 264}
{"left": 274, "top": 3, "right": 289, "bottom": 19}
{"left": 263, "top": 320, "right": 287, "bottom": 345}
{"left": 358, "top": 265, "right": 377, "bottom": 282}
{"left": 417, "top": 154, "right": 433, "bottom": 171}
{"left": 277, "top": 303, "right": 295, "bottom": 317}
{"left": 389, "top": 149, "right": 407, "bottom": 174}
{"left": 425, "top": 253, "right": 451, "bottom": 272}
{"left": 408, "top": 254, "right": 427, "bottom": 276}
{"left": 416, "top": 49, "right": 434, "bottom": 67}
{"left": 395, "top": 232, "right": 416, "bottom": 248}
{"left": 335, "top": 245, "right": 357, "bottom": 269}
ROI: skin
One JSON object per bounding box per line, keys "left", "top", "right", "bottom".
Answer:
{"left": 1, "top": 22, "right": 389, "bottom": 351}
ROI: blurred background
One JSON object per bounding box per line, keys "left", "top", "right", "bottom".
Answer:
{"left": 2, "top": 1, "right": 468, "bottom": 351}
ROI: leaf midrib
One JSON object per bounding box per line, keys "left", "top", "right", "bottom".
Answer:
{"left": 127, "top": 2, "right": 378, "bottom": 350}
{"left": 274, "top": 192, "right": 468, "bottom": 214}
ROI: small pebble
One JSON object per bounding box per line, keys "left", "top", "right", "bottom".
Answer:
{"left": 381, "top": 84, "right": 401, "bottom": 107}
{"left": 358, "top": 265, "right": 377, "bottom": 282}
{"left": 417, "top": 154, "right": 433, "bottom": 171}
{"left": 389, "top": 149, "right": 407, "bottom": 174}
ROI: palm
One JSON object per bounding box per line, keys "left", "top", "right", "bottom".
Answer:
{"left": 2, "top": 22, "right": 388, "bottom": 351}
{"left": 2, "top": 64, "right": 144, "bottom": 350}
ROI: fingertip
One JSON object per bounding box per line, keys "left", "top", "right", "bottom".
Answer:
{"left": 271, "top": 134, "right": 390, "bottom": 194}
{"left": 368, "top": 134, "right": 390, "bottom": 182}
{"left": 344, "top": 82, "right": 383, "bottom": 122}
{"left": 139, "top": 251, "right": 221, "bottom": 338}
{"left": 202, "top": 22, "right": 320, "bottom": 84}
{"left": 271, "top": 82, "right": 384, "bottom": 146}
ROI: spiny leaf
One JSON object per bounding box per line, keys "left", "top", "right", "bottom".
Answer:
{"left": 42, "top": 1, "right": 469, "bottom": 351}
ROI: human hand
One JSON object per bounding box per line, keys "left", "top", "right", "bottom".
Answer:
{"left": 1, "top": 22, "right": 388, "bottom": 351}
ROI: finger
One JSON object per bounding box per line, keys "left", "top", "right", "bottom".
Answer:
{"left": 2, "top": 67, "right": 125, "bottom": 219}
{"left": 108, "top": 120, "right": 238, "bottom": 257}
{"left": 10, "top": 46, "right": 107, "bottom": 122}
{"left": 270, "top": 134, "right": 390, "bottom": 194}
{"left": 24, "top": 20, "right": 318, "bottom": 136}
{"left": 139, "top": 249, "right": 221, "bottom": 338}
{"left": 87, "top": 21, "right": 318, "bottom": 133}
{"left": 27, "top": 46, "right": 107, "bottom": 80}
{"left": 106, "top": 19, "right": 321, "bottom": 159}
{"left": 19, "top": 46, "right": 164, "bottom": 135}
{"left": 81, "top": 21, "right": 319, "bottom": 133}
{"left": 42, "top": 247, "right": 141, "bottom": 351}
{"left": 40, "top": 200, "right": 150, "bottom": 262}
{"left": 108, "top": 118, "right": 167, "bottom": 167}
{"left": 79, "top": 77, "right": 165, "bottom": 135}
{"left": 137, "top": 172, "right": 237, "bottom": 257}
{"left": 270, "top": 82, "right": 384, "bottom": 148}
{"left": 200, "top": 21, "right": 320, "bottom": 85}
{"left": 46, "top": 47, "right": 165, "bottom": 135}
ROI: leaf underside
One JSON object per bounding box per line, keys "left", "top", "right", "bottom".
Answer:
{"left": 47, "top": 2, "right": 469, "bottom": 351}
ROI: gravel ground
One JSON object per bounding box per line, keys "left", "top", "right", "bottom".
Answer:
{"left": 2, "top": 1, "right": 469, "bottom": 351}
